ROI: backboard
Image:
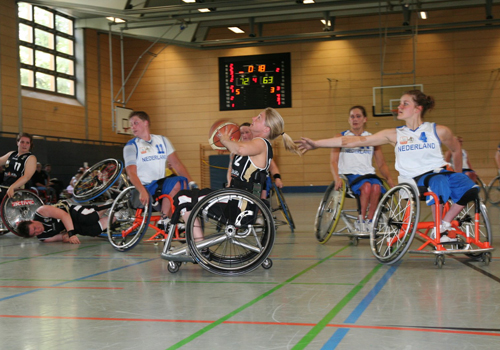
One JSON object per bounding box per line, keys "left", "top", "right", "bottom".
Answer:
{"left": 372, "top": 84, "right": 423, "bottom": 117}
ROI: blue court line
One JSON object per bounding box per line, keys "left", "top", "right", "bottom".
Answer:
{"left": 0, "top": 258, "right": 157, "bottom": 302}
{"left": 321, "top": 264, "right": 400, "bottom": 349}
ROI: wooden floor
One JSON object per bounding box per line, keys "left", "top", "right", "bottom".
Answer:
{"left": 0, "top": 193, "right": 499, "bottom": 349}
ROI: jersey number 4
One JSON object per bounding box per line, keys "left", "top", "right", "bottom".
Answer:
{"left": 419, "top": 132, "right": 428, "bottom": 143}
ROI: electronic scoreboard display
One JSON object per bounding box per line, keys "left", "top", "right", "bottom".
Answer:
{"left": 218, "top": 52, "right": 291, "bottom": 111}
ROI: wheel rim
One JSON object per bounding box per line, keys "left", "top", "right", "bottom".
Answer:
{"left": 1, "top": 190, "right": 44, "bottom": 235}
{"left": 315, "top": 182, "right": 344, "bottom": 243}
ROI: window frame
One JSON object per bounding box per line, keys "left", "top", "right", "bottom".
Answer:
{"left": 18, "top": 2, "right": 76, "bottom": 97}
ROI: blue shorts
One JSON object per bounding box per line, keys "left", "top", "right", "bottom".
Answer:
{"left": 416, "top": 170, "right": 477, "bottom": 206}
{"left": 345, "top": 174, "right": 386, "bottom": 196}
{"left": 145, "top": 176, "right": 188, "bottom": 199}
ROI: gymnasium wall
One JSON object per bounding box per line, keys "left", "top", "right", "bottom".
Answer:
{"left": 1, "top": 1, "right": 499, "bottom": 188}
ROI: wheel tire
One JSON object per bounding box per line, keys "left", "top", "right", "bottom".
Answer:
{"left": 487, "top": 176, "right": 500, "bottom": 206}
{"left": 455, "top": 199, "right": 493, "bottom": 258}
{"left": 315, "top": 181, "right": 345, "bottom": 244}
{"left": 261, "top": 258, "right": 273, "bottom": 269}
{"left": 273, "top": 185, "right": 295, "bottom": 232}
{"left": 73, "top": 159, "right": 123, "bottom": 202}
{"left": 370, "top": 184, "right": 419, "bottom": 264}
{"left": 186, "top": 188, "right": 275, "bottom": 276}
{"left": 1, "top": 190, "right": 44, "bottom": 236}
{"left": 167, "top": 261, "right": 181, "bottom": 273}
{"left": 107, "top": 186, "right": 151, "bottom": 252}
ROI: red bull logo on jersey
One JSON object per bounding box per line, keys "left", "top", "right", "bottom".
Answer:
{"left": 12, "top": 199, "right": 35, "bottom": 207}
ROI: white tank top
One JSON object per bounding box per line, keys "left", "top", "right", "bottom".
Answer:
{"left": 395, "top": 122, "right": 447, "bottom": 178}
{"left": 338, "top": 130, "right": 376, "bottom": 175}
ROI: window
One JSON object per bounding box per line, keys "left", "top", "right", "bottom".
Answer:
{"left": 18, "top": 2, "right": 76, "bottom": 96}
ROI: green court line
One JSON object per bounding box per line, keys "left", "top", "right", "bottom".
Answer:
{"left": 0, "top": 278, "right": 355, "bottom": 286}
{"left": 291, "top": 263, "right": 383, "bottom": 349}
{"left": 0, "top": 244, "right": 100, "bottom": 265}
{"left": 166, "top": 245, "right": 350, "bottom": 350}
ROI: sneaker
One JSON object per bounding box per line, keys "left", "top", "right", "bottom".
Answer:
{"left": 440, "top": 233, "right": 458, "bottom": 244}
{"left": 365, "top": 220, "right": 373, "bottom": 232}
{"left": 157, "top": 217, "right": 171, "bottom": 231}
{"left": 354, "top": 219, "right": 364, "bottom": 232}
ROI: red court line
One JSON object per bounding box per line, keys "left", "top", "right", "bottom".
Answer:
{"left": 0, "top": 315, "right": 498, "bottom": 337}
{"left": 0, "top": 286, "right": 123, "bottom": 290}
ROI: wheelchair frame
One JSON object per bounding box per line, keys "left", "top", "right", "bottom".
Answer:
{"left": 487, "top": 175, "right": 500, "bottom": 206}
{"left": 315, "top": 174, "right": 389, "bottom": 245}
{"left": 370, "top": 179, "right": 494, "bottom": 268}
{"left": 269, "top": 184, "right": 295, "bottom": 233}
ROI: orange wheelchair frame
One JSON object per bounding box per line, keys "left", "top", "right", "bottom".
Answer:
{"left": 370, "top": 182, "right": 494, "bottom": 268}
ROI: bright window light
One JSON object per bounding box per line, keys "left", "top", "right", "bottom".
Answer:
{"left": 228, "top": 27, "right": 244, "bottom": 33}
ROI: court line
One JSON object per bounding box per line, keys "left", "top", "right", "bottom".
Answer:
{"left": 0, "top": 258, "right": 156, "bottom": 302}
{"left": 165, "top": 245, "right": 351, "bottom": 350}
{"left": 0, "top": 244, "right": 100, "bottom": 265}
{"left": 0, "top": 286, "right": 123, "bottom": 290}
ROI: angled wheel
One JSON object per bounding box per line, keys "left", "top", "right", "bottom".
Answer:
{"left": 370, "top": 184, "right": 419, "bottom": 264}
{"left": 107, "top": 186, "right": 152, "bottom": 252}
{"left": 455, "top": 198, "right": 492, "bottom": 258}
{"left": 186, "top": 188, "right": 275, "bottom": 276}
{"left": 315, "top": 180, "right": 346, "bottom": 244}
{"left": 1, "top": 190, "right": 44, "bottom": 236}
{"left": 487, "top": 176, "right": 500, "bottom": 206}
{"left": 272, "top": 184, "right": 295, "bottom": 232}
{"left": 73, "top": 159, "right": 123, "bottom": 202}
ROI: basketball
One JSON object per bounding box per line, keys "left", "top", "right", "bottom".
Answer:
{"left": 208, "top": 119, "right": 241, "bottom": 150}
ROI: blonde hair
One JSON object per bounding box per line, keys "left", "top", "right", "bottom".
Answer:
{"left": 264, "top": 107, "right": 301, "bottom": 156}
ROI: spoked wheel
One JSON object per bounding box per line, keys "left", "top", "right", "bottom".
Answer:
{"left": 370, "top": 184, "right": 420, "bottom": 264}
{"left": 455, "top": 198, "right": 492, "bottom": 258}
{"left": 314, "top": 181, "right": 345, "bottom": 244}
{"left": 73, "top": 159, "right": 124, "bottom": 203}
{"left": 107, "top": 186, "right": 152, "bottom": 252}
{"left": 487, "top": 176, "right": 500, "bottom": 206}
{"left": 1, "top": 190, "right": 44, "bottom": 235}
{"left": 185, "top": 188, "right": 275, "bottom": 276}
{"left": 271, "top": 184, "right": 295, "bottom": 232}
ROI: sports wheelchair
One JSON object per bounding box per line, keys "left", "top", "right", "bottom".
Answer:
{"left": 0, "top": 187, "right": 44, "bottom": 236}
{"left": 369, "top": 177, "right": 494, "bottom": 268}
{"left": 315, "top": 174, "right": 389, "bottom": 246}
{"left": 487, "top": 174, "right": 500, "bottom": 206}
{"left": 269, "top": 184, "right": 295, "bottom": 233}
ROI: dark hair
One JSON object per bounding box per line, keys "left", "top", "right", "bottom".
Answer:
{"left": 239, "top": 122, "right": 251, "bottom": 128}
{"left": 129, "top": 111, "right": 150, "bottom": 125}
{"left": 349, "top": 105, "right": 368, "bottom": 117}
{"left": 17, "top": 221, "right": 32, "bottom": 238}
{"left": 404, "top": 90, "right": 435, "bottom": 118}
{"left": 17, "top": 132, "right": 34, "bottom": 151}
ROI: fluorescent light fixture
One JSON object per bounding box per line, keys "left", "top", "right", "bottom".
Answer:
{"left": 418, "top": 11, "right": 427, "bottom": 19}
{"left": 198, "top": 8, "right": 210, "bottom": 12}
{"left": 303, "top": 0, "right": 315, "bottom": 4}
{"left": 106, "top": 16, "right": 126, "bottom": 23}
{"left": 321, "top": 19, "right": 332, "bottom": 26}
{"left": 228, "top": 27, "right": 245, "bottom": 34}
{"left": 182, "top": 0, "right": 196, "bottom": 3}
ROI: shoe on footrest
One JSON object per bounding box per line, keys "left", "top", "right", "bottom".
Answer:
{"left": 440, "top": 233, "right": 458, "bottom": 244}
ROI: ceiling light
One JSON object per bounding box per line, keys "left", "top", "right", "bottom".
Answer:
{"left": 228, "top": 27, "right": 244, "bottom": 34}
{"left": 303, "top": 0, "right": 315, "bottom": 4}
{"left": 320, "top": 19, "right": 331, "bottom": 26}
{"left": 198, "top": 8, "right": 210, "bottom": 12}
{"left": 106, "top": 17, "right": 126, "bottom": 23}
{"left": 182, "top": 0, "right": 196, "bottom": 3}
{"left": 418, "top": 11, "right": 428, "bottom": 19}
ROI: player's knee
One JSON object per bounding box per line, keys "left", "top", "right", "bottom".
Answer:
{"left": 456, "top": 188, "right": 479, "bottom": 205}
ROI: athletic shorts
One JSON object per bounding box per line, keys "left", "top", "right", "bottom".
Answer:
{"left": 145, "top": 176, "right": 188, "bottom": 199}
{"left": 345, "top": 174, "right": 386, "bottom": 196}
{"left": 416, "top": 170, "right": 478, "bottom": 206}
{"left": 69, "top": 205, "right": 103, "bottom": 237}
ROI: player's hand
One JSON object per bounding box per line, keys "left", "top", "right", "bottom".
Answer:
{"left": 6, "top": 186, "right": 15, "bottom": 198}
{"left": 274, "top": 178, "right": 283, "bottom": 188}
{"left": 68, "top": 235, "right": 81, "bottom": 244}
{"left": 334, "top": 179, "right": 343, "bottom": 191}
{"left": 138, "top": 186, "right": 150, "bottom": 206}
{"left": 295, "top": 137, "right": 317, "bottom": 154}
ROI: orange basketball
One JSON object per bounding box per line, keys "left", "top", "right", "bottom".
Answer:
{"left": 208, "top": 119, "right": 241, "bottom": 150}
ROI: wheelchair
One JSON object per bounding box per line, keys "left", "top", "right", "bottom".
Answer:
{"left": 369, "top": 177, "right": 494, "bottom": 268}
{"left": 0, "top": 188, "right": 44, "bottom": 236}
{"left": 158, "top": 188, "right": 275, "bottom": 276}
{"left": 269, "top": 183, "right": 295, "bottom": 233}
{"left": 487, "top": 174, "right": 500, "bottom": 206}
{"left": 73, "top": 158, "right": 130, "bottom": 203}
{"left": 315, "top": 174, "right": 389, "bottom": 246}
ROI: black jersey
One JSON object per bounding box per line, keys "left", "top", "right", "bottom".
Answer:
{"left": 3, "top": 151, "right": 33, "bottom": 186}
{"left": 33, "top": 211, "right": 66, "bottom": 241}
{"left": 230, "top": 138, "right": 273, "bottom": 195}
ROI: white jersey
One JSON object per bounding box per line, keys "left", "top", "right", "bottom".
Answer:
{"left": 338, "top": 130, "right": 376, "bottom": 175}
{"left": 395, "top": 122, "right": 447, "bottom": 178}
{"left": 123, "top": 134, "right": 175, "bottom": 185}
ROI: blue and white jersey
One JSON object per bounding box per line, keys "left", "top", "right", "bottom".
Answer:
{"left": 449, "top": 149, "right": 469, "bottom": 170}
{"left": 123, "top": 134, "right": 175, "bottom": 185}
{"left": 338, "top": 130, "right": 375, "bottom": 175}
{"left": 395, "top": 122, "right": 447, "bottom": 178}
